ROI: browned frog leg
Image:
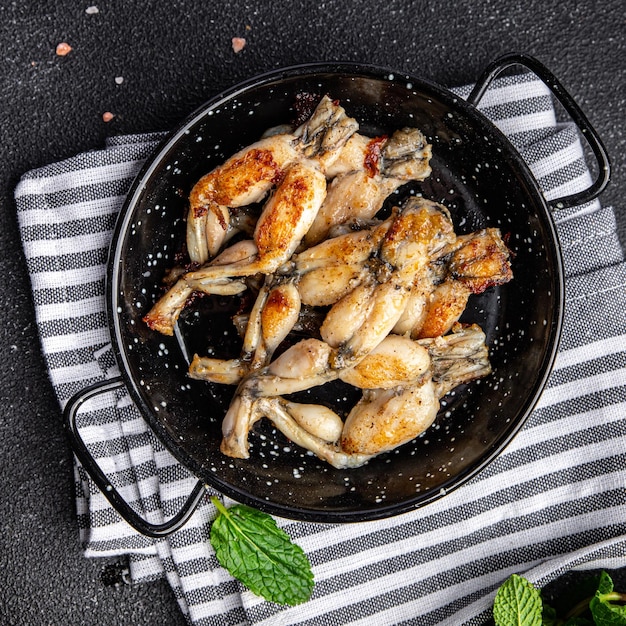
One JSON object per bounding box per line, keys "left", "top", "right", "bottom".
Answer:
{"left": 412, "top": 228, "right": 513, "bottom": 339}
{"left": 187, "top": 95, "right": 358, "bottom": 265}
{"left": 303, "top": 127, "right": 433, "bottom": 247}
{"left": 223, "top": 325, "right": 492, "bottom": 467}
{"left": 143, "top": 276, "right": 246, "bottom": 336}
{"left": 189, "top": 278, "right": 301, "bottom": 385}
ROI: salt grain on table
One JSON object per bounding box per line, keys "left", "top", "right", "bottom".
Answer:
{"left": 231, "top": 37, "right": 246, "bottom": 53}
{"left": 55, "top": 42, "right": 72, "bottom": 56}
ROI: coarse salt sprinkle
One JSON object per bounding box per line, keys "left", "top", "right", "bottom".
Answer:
{"left": 231, "top": 37, "right": 246, "bottom": 53}
{"left": 55, "top": 42, "right": 72, "bottom": 56}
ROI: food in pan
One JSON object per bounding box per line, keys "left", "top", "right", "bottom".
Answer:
{"left": 143, "top": 95, "right": 513, "bottom": 468}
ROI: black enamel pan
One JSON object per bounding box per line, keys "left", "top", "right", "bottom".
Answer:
{"left": 65, "top": 53, "right": 610, "bottom": 534}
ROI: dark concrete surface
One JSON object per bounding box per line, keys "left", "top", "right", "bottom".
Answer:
{"left": 1, "top": 2, "right": 624, "bottom": 624}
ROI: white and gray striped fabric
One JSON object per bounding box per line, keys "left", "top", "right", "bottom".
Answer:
{"left": 15, "top": 72, "right": 626, "bottom": 626}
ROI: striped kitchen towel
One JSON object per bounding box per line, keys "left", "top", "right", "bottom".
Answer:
{"left": 14, "top": 71, "right": 626, "bottom": 626}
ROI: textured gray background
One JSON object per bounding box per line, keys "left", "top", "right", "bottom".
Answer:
{"left": 1, "top": 1, "right": 624, "bottom": 624}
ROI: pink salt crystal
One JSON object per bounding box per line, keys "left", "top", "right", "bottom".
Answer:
{"left": 102, "top": 112, "right": 115, "bottom": 122}
{"left": 231, "top": 37, "right": 246, "bottom": 53}
{"left": 56, "top": 42, "right": 72, "bottom": 56}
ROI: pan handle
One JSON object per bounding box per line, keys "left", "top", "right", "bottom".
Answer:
{"left": 467, "top": 52, "right": 610, "bottom": 210}
{"left": 63, "top": 377, "right": 206, "bottom": 538}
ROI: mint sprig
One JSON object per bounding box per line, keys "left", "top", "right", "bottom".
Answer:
{"left": 589, "top": 571, "right": 626, "bottom": 626}
{"left": 209, "top": 496, "right": 314, "bottom": 606}
{"left": 493, "top": 571, "right": 626, "bottom": 626}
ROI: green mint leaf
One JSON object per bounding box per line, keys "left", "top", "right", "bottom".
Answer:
{"left": 598, "top": 571, "right": 616, "bottom": 595}
{"left": 542, "top": 601, "right": 559, "bottom": 626}
{"left": 493, "top": 574, "right": 543, "bottom": 626}
{"left": 589, "top": 571, "right": 626, "bottom": 626}
{"left": 209, "top": 497, "right": 314, "bottom": 606}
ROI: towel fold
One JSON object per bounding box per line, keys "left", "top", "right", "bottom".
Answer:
{"left": 15, "top": 71, "right": 626, "bottom": 626}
